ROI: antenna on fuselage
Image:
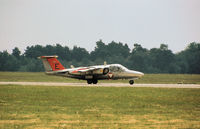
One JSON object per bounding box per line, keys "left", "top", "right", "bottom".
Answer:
{"left": 70, "top": 65, "right": 74, "bottom": 68}
{"left": 104, "top": 61, "right": 107, "bottom": 65}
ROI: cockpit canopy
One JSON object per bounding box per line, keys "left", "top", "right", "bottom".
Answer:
{"left": 109, "top": 64, "right": 128, "bottom": 72}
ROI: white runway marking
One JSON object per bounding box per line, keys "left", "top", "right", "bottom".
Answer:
{"left": 0, "top": 82, "right": 200, "bottom": 88}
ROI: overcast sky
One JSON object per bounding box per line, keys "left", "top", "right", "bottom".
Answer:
{"left": 0, "top": 0, "right": 200, "bottom": 53}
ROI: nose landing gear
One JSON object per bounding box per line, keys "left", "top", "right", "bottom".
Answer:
{"left": 129, "top": 80, "right": 134, "bottom": 85}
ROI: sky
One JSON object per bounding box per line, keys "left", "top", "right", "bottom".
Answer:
{"left": 0, "top": 0, "right": 200, "bottom": 53}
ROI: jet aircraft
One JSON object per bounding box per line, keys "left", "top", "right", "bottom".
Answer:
{"left": 38, "top": 55, "right": 144, "bottom": 85}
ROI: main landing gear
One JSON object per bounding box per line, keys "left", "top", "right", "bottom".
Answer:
{"left": 129, "top": 80, "right": 134, "bottom": 85}
{"left": 87, "top": 79, "right": 98, "bottom": 84}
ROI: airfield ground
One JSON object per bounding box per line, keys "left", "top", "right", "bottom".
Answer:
{"left": 0, "top": 85, "right": 200, "bottom": 128}
{"left": 0, "top": 72, "right": 200, "bottom": 128}
{"left": 0, "top": 82, "right": 200, "bottom": 88}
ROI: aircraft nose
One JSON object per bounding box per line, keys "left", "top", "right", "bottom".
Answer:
{"left": 129, "top": 70, "right": 144, "bottom": 77}
{"left": 139, "top": 72, "right": 144, "bottom": 76}
{"left": 136, "top": 71, "right": 144, "bottom": 77}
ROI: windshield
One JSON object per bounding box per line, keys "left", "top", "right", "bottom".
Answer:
{"left": 109, "top": 65, "right": 126, "bottom": 72}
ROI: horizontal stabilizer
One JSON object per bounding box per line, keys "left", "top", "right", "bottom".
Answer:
{"left": 38, "top": 55, "right": 58, "bottom": 59}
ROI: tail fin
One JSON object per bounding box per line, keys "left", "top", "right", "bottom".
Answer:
{"left": 38, "top": 55, "right": 65, "bottom": 72}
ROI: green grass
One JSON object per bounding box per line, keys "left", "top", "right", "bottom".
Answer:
{"left": 0, "top": 85, "right": 200, "bottom": 128}
{"left": 0, "top": 72, "right": 200, "bottom": 84}
{"left": 0, "top": 72, "right": 80, "bottom": 83}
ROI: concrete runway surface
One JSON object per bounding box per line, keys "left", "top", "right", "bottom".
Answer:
{"left": 0, "top": 82, "right": 200, "bottom": 88}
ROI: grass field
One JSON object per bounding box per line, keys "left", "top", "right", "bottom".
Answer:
{"left": 0, "top": 85, "right": 200, "bottom": 128}
{"left": 0, "top": 72, "right": 200, "bottom": 84}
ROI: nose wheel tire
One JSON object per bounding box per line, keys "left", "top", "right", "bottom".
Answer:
{"left": 87, "top": 79, "right": 98, "bottom": 84}
{"left": 129, "top": 80, "right": 134, "bottom": 85}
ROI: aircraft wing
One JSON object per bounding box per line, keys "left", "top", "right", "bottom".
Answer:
{"left": 70, "top": 66, "right": 108, "bottom": 75}
{"left": 77, "top": 67, "right": 97, "bottom": 72}
{"left": 71, "top": 67, "right": 99, "bottom": 73}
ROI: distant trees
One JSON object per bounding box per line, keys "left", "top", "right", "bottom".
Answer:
{"left": 128, "top": 44, "right": 149, "bottom": 72}
{"left": 12, "top": 47, "right": 21, "bottom": 58}
{"left": 0, "top": 51, "right": 19, "bottom": 71}
{"left": 0, "top": 41, "right": 199, "bottom": 73}
{"left": 91, "top": 40, "right": 130, "bottom": 65}
{"left": 149, "top": 44, "right": 175, "bottom": 73}
{"left": 175, "top": 42, "right": 200, "bottom": 74}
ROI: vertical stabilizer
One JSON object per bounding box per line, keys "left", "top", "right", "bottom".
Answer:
{"left": 38, "top": 55, "right": 65, "bottom": 72}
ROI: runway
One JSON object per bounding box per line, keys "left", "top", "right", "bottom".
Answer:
{"left": 0, "top": 82, "right": 200, "bottom": 88}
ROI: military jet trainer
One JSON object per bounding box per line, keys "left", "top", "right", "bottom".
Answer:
{"left": 38, "top": 55, "right": 144, "bottom": 85}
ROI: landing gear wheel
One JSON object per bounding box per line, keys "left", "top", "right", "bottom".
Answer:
{"left": 93, "top": 79, "right": 98, "bottom": 84}
{"left": 129, "top": 80, "right": 134, "bottom": 85}
{"left": 87, "top": 80, "right": 93, "bottom": 84}
{"left": 87, "top": 79, "right": 98, "bottom": 84}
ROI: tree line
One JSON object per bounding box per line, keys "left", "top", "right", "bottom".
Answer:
{"left": 0, "top": 40, "right": 200, "bottom": 73}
